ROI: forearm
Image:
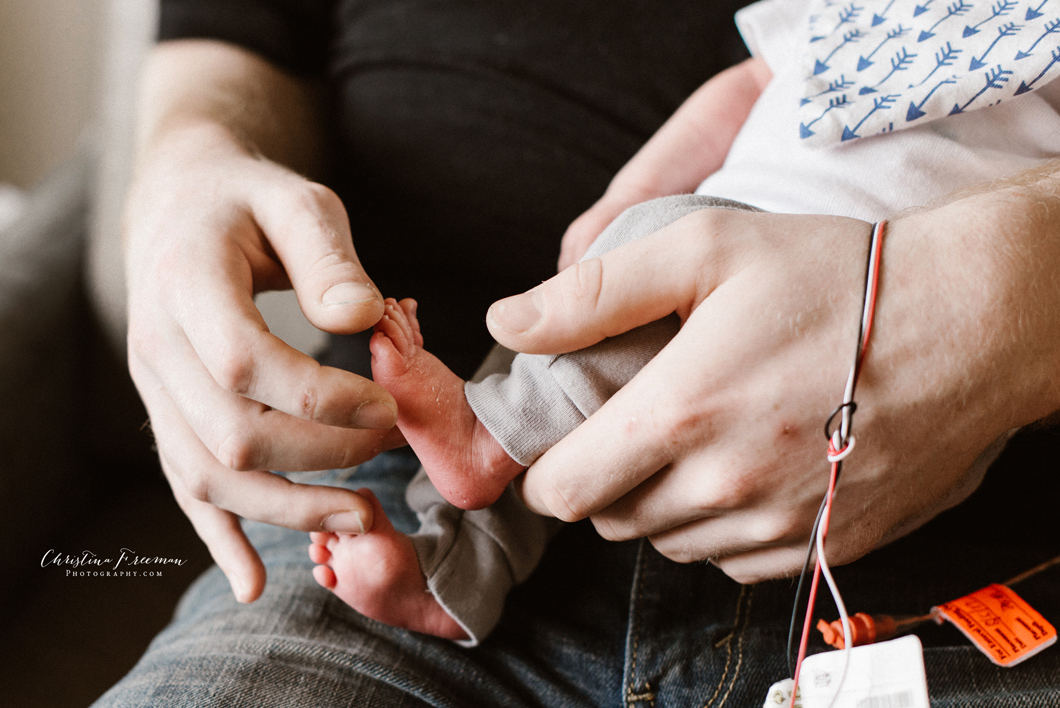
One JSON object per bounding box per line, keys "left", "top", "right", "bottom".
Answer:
{"left": 136, "top": 40, "right": 326, "bottom": 177}
{"left": 604, "top": 57, "right": 772, "bottom": 204}
{"left": 910, "top": 158, "right": 1060, "bottom": 425}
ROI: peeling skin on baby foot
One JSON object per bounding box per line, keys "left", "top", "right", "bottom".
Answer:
{"left": 370, "top": 297, "right": 526, "bottom": 509}
{"left": 308, "top": 488, "right": 468, "bottom": 641}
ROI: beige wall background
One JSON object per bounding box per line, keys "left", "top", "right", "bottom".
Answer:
{"left": 0, "top": 0, "right": 102, "bottom": 189}
{"left": 0, "top": 0, "right": 323, "bottom": 356}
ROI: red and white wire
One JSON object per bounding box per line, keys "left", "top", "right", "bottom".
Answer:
{"left": 788, "top": 220, "right": 885, "bottom": 708}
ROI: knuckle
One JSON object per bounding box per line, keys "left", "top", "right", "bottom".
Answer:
{"left": 570, "top": 258, "right": 605, "bottom": 316}
{"left": 182, "top": 466, "right": 213, "bottom": 503}
{"left": 272, "top": 181, "right": 350, "bottom": 250}
{"left": 126, "top": 322, "right": 161, "bottom": 362}
{"left": 695, "top": 464, "right": 760, "bottom": 512}
{"left": 276, "top": 479, "right": 303, "bottom": 530}
{"left": 649, "top": 535, "right": 700, "bottom": 564}
{"left": 212, "top": 346, "right": 256, "bottom": 395}
{"left": 287, "top": 181, "right": 339, "bottom": 212}
{"left": 747, "top": 514, "right": 798, "bottom": 546}
{"left": 216, "top": 429, "right": 263, "bottom": 471}
{"left": 591, "top": 516, "right": 634, "bottom": 543}
{"left": 542, "top": 483, "right": 593, "bottom": 523}
{"left": 678, "top": 209, "right": 725, "bottom": 262}
{"left": 722, "top": 564, "right": 769, "bottom": 585}
{"left": 663, "top": 404, "right": 708, "bottom": 450}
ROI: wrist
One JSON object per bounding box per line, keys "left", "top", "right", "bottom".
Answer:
{"left": 139, "top": 118, "right": 250, "bottom": 168}
{"left": 880, "top": 184, "right": 1060, "bottom": 433}
{"left": 137, "top": 41, "right": 325, "bottom": 176}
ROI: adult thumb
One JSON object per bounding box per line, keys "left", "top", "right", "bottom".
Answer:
{"left": 486, "top": 225, "right": 704, "bottom": 355}
{"left": 252, "top": 181, "right": 383, "bottom": 334}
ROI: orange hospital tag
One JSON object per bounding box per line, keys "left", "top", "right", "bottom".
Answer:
{"left": 934, "top": 584, "right": 1056, "bottom": 667}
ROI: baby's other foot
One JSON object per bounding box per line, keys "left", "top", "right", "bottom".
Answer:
{"left": 371, "top": 298, "right": 524, "bottom": 509}
{"left": 309, "top": 489, "right": 467, "bottom": 641}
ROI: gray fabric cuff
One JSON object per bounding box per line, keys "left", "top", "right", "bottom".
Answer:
{"left": 465, "top": 355, "right": 585, "bottom": 466}
{"left": 407, "top": 472, "right": 560, "bottom": 647}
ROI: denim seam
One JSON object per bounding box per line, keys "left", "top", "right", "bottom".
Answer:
{"left": 623, "top": 539, "right": 654, "bottom": 708}
{"left": 711, "top": 585, "right": 753, "bottom": 708}
{"left": 702, "top": 584, "right": 753, "bottom": 708}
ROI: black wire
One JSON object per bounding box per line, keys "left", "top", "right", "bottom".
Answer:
{"left": 786, "top": 489, "right": 829, "bottom": 676}
{"left": 824, "top": 402, "right": 858, "bottom": 442}
{"left": 784, "top": 224, "right": 879, "bottom": 678}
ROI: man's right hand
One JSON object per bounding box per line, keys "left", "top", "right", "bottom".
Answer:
{"left": 125, "top": 42, "right": 403, "bottom": 603}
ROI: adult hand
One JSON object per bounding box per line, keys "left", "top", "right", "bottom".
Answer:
{"left": 557, "top": 58, "right": 772, "bottom": 270}
{"left": 126, "top": 43, "right": 404, "bottom": 602}
{"left": 488, "top": 187, "right": 1060, "bottom": 582}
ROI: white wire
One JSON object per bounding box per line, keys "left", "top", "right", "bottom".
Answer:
{"left": 838, "top": 367, "right": 856, "bottom": 443}
{"left": 794, "top": 222, "right": 882, "bottom": 707}
{"left": 826, "top": 434, "right": 856, "bottom": 463}
{"left": 818, "top": 431, "right": 854, "bottom": 708}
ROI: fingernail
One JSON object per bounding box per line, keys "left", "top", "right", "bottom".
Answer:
{"left": 488, "top": 293, "right": 541, "bottom": 334}
{"left": 352, "top": 400, "right": 397, "bottom": 429}
{"left": 322, "top": 282, "right": 378, "bottom": 307}
{"left": 322, "top": 510, "right": 366, "bottom": 534}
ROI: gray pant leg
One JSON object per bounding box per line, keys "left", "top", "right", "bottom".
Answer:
{"left": 467, "top": 194, "right": 760, "bottom": 465}
{"left": 407, "top": 195, "right": 758, "bottom": 647}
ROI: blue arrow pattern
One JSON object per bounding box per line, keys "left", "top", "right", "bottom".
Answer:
{"left": 906, "top": 75, "right": 959, "bottom": 117}
{"left": 968, "top": 22, "right": 1022, "bottom": 69}
{"left": 801, "top": 75, "right": 858, "bottom": 104}
{"left": 797, "top": 0, "right": 1060, "bottom": 144}
{"left": 858, "top": 25, "right": 912, "bottom": 69}
{"left": 842, "top": 93, "right": 901, "bottom": 139}
{"left": 801, "top": 95, "right": 854, "bottom": 137}
{"left": 1014, "top": 45, "right": 1060, "bottom": 90}
{"left": 859, "top": 47, "right": 920, "bottom": 91}
{"left": 1014, "top": 18, "right": 1060, "bottom": 58}
{"left": 948, "top": 63, "right": 1013, "bottom": 111}
{"left": 814, "top": 29, "right": 867, "bottom": 73}
{"left": 908, "top": 41, "right": 964, "bottom": 85}
{"left": 811, "top": 3, "right": 865, "bottom": 41}
{"left": 873, "top": 0, "right": 900, "bottom": 23}
{"left": 914, "top": 0, "right": 936, "bottom": 16}
{"left": 961, "top": 0, "right": 1018, "bottom": 37}
{"left": 1026, "top": 0, "right": 1050, "bottom": 19}
{"left": 918, "top": 1, "right": 973, "bottom": 42}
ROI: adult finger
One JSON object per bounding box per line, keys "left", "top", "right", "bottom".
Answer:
{"left": 589, "top": 431, "right": 825, "bottom": 544}
{"left": 160, "top": 235, "right": 398, "bottom": 432}
{"left": 709, "top": 545, "right": 811, "bottom": 585}
{"left": 643, "top": 512, "right": 803, "bottom": 567}
{"left": 514, "top": 320, "right": 709, "bottom": 520}
{"left": 557, "top": 196, "right": 631, "bottom": 271}
{"left": 161, "top": 454, "right": 267, "bottom": 603}
{"left": 135, "top": 327, "right": 402, "bottom": 471}
{"left": 487, "top": 209, "right": 739, "bottom": 354}
{"left": 249, "top": 179, "right": 384, "bottom": 335}
{"left": 141, "top": 366, "right": 377, "bottom": 535}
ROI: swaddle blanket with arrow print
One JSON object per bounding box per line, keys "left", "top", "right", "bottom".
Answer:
{"left": 793, "top": 0, "right": 1060, "bottom": 144}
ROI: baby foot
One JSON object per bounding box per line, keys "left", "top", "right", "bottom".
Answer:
{"left": 309, "top": 489, "right": 468, "bottom": 641}
{"left": 370, "top": 298, "right": 525, "bottom": 510}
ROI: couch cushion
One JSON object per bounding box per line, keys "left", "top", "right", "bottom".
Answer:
{"left": 0, "top": 156, "right": 90, "bottom": 606}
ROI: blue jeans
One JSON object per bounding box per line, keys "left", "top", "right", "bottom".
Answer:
{"left": 92, "top": 437, "right": 1060, "bottom": 707}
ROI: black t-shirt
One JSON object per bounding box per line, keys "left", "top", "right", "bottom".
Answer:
{"left": 159, "top": 0, "right": 750, "bottom": 378}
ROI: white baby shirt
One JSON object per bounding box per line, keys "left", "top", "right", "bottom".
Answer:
{"left": 697, "top": 0, "right": 1060, "bottom": 220}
